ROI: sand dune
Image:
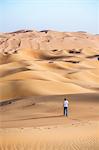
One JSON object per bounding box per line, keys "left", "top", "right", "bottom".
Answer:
{"left": 0, "top": 30, "right": 99, "bottom": 100}
{"left": 0, "top": 30, "right": 99, "bottom": 150}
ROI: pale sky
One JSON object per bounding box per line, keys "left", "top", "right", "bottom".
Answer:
{"left": 0, "top": 0, "right": 99, "bottom": 33}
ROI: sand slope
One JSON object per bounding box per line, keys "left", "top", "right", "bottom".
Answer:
{"left": 0, "top": 93, "right": 99, "bottom": 128}
{"left": 0, "top": 30, "right": 99, "bottom": 150}
{"left": 0, "top": 30, "right": 99, "bottom": 149}
{"left": 0, "top": 93, "right": 99, "bottom": 150}
{"left": 0, "top": 30, "right": 99, "bottom": 100}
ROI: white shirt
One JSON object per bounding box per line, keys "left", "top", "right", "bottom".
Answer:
{"left": 64, "top": 100, "right": 69, "bottom": 107}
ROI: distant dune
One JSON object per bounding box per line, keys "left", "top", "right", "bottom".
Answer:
{"left": 0, "top": 30, "right": 99, "bottom": 100}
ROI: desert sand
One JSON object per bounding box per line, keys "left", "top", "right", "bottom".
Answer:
{"left": 0, "top": 30, "right": 99, "bottom": 99}
{"left": 0, "top": 30, "right": 99, "bottom": 149}
{"left": 0, "top": 93, "right": 99, "bottom": 150}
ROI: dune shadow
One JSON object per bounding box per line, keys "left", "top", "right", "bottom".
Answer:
{"left": 2, "top": 115, "right": 64, "bottom": 122}
{"left": 0, "top": 67, "right": 30, "bottom": 78}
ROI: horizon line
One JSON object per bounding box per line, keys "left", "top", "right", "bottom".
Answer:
{"left": 0, "top": 28, "right": 99, "bottom": 35}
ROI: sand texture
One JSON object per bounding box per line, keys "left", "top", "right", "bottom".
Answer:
{"left": 0, "top": 30, "right": 99, "bottom": 150}
{"left": 0, "top": 30, "right": 99, "bottom": 99}
{"left": 0, "top": 93, "right": 99, "bottom": 150}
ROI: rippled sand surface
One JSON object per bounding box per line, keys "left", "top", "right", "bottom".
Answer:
{"left": 0, "top": 30, "right": 99, "bottom": 150}
{"left": 0, "top": 30, "right": 99, "bottom": 99}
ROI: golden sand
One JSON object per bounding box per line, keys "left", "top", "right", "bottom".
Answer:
{"left": 0, "top": 30, "right": 99, "bottom": 149}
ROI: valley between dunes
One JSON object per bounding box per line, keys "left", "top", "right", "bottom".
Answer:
{"left": 0, "top": 30, "right": 99, "bottom": 150}
{"left": 0, "top": 30, "right": 99, "bottom": 99}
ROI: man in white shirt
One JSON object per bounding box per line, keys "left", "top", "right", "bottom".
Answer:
{"left": 64, "top": 98, "right": 69, "bottom": 117}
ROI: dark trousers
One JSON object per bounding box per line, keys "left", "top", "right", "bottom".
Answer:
{"left": 64, "top": 107, "right": 68, "bottom": 116}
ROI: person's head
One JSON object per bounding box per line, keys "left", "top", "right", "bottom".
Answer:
{"left": 64, "top": 98, "right": 66, "bottom": 101}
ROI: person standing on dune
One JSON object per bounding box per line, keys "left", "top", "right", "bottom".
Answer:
{"left": 64, "top": 98, "right": 69, "bottom": 117}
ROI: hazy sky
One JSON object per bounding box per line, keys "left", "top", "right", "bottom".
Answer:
{"left": 0, "top": 0, "right": 99, "bottom": 33}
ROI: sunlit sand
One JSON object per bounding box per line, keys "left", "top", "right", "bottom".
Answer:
{"left": 0, "top": 30, "right": 99, "bottom": 149}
